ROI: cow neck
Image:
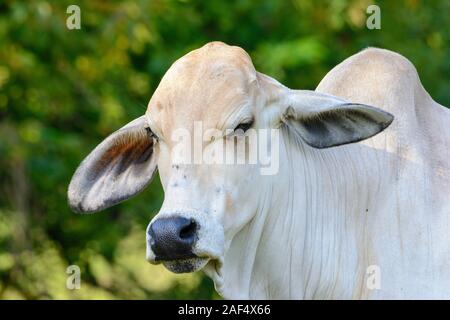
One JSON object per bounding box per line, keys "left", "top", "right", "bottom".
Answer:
{"left": 216, "top": 126, "right": 390, "bottom": 299}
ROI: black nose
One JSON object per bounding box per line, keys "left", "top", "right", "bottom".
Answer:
{"left": 148, "top": 216, "right": 198, "bottom": 260}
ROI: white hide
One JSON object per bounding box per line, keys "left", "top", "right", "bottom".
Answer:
{"left": 204, "top": 48, "right": 450, "bottom": 299}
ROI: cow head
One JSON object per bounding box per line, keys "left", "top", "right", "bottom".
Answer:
{"left": 68, "top": 42, "right": 393, "bottom": 280}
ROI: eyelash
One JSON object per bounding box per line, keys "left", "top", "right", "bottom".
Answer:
{"left": 145, "top": 127, "right": 158, "bottom": 140}
{"left": 234, "top": 120, "right": 254, "bottom": 133}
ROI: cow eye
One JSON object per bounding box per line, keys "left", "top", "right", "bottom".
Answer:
{"left": 234, "top": 120, "right": 253, "bottom": 133}
{"left": 145, "top": 127, "right": 158, "bottom": 140}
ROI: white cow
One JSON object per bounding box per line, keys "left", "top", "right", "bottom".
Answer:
{"left": 68, "top": 42, "right": 450, "bottom": 299}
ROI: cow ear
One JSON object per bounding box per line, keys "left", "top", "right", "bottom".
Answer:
{"left": 258, "top": 73, "right": 393, "bottom": 148}
{"left": 279, "top": 90, "right": 394, "bottom": 148}
{"left": 68, "top": 116, "right": 158, "bottom": 213}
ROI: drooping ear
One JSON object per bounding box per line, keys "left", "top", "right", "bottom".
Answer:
{"left": 68, "top": 116, "right": 158, "bottom": 213}
{"left": 258, "top": 73, "right": 393, "bottom": 148}
{"left": 275, "top": 88, "right": 394, "bottom": 148}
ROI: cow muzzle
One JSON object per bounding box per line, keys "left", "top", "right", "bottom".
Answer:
{"left": 146, "top": 210, "right": 224, "bottom": 274}
{"left": 148, "top": 216, "right": 197, "bottom": 261}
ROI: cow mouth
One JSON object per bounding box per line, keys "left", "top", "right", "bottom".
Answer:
{"left": 154, "top": 252, "right": 197, "bottom": 262}
{"left": 162, "top": 257, "right": 210, "bottom": 273}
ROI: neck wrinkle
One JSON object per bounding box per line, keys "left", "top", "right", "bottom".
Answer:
{"left": 216, "top": 181, "right": 275, "bottom": 299}
{"left": 218, "top": 128, "right": 387, "bottom": 299}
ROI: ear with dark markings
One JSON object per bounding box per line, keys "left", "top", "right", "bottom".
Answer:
{"left": 273, "top": 87, "right": 394, "bottom": 148}
{"left": 282, "top": 90, "right": 394, "bottom": 148}
{"left": 68, "top": 116, "right": 158, "bottom": 213}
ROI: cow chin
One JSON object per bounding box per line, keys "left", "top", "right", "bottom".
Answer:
{"left": 162, "top": 257, "right": 210, "bottom": 274}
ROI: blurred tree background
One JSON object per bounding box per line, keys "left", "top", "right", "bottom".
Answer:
{"left": 0, "top": 0, "right": 448, "bottom": 299}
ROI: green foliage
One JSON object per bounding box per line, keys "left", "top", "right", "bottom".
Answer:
{"left": 0, "top": 0, "right": 448, "bottom": 299}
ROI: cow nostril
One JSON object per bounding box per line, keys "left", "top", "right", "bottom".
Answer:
{"left": 179, "top": 219, "right": 197, "bottom": 240}
{"left": 148, "top": 216, "right": 198, "bottom": 260}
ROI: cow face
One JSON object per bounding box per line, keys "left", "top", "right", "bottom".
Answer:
{"left": 143, "top": 42, "right": 265, "bottom": 274}
{"left": 68, "top": 42, "right": 393, "bottom": 275}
